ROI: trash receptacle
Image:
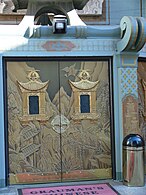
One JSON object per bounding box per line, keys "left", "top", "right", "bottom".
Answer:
{"left": 123, "top": 134, "right": 145, "bottom": 187}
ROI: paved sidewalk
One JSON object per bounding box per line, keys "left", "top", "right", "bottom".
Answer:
{"left": 0, "top": 178, "right": 146, "bottom": 195}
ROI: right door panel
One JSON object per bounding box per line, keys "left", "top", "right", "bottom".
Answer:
{"left": 59, "top": 60, "right": 112, "bottom": 181}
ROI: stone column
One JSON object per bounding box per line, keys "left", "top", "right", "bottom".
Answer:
{"left": 119, "top": 53, "right": 139, "bottom": 136}
{"left": 115, "top": 15, "right": 146, "bottom": 180}
{"left": 113, "top": 53, "right": 139, "bottom": 180}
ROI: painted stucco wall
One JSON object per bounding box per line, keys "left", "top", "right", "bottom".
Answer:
{"left": 0, "top": 23, "right": 122, "bottom": 185}
{"left": 110, "top": 0, "right": 141, "bottom": 24}
{"left": 0, "top": 0, "right": 145, "bottom": 185}
{"left": 142, "top": 0, "right": 146, "bottom": 17}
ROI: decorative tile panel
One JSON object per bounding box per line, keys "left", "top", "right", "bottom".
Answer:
{"left": 120, "top": 67, "right": 139, "bottom": 137}
{"left": 120, "top": 68, "right": 138, "bottom": 99}
{"left": 0, "top": 38, "right": 117, "bottom": 54}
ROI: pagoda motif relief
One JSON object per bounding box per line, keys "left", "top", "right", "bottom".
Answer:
{"left": 17, "top": 70, "right": 49, "bottom": 123}
{"left": 69, "top": 70, "right": 99, "bottom": 121}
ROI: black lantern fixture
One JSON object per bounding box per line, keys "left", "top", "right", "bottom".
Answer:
{"left": 53, "top": 15, "right": 67, "bottom": 34}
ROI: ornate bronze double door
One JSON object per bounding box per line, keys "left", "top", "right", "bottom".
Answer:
{"left": 7, "top": 60, "right": 112, "bottom": 184}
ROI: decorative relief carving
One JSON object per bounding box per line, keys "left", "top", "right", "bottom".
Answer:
{"left": 142, "top": 79, "right": 146, "bottom": 120}
{"left": 8, "top": 61, "right": 112, "bottom": 184}
{"left": 120, "top": 67, "right": 139, "bottom": 136}
{"left": 17, "top": 70, "right": 49, "bottom": 123}
{"left": 42, "top": 41, "right": 76, "bottom": 51}
{"left": 77, "top": 0, "right": 104, "bottom": 15}
{"left": 1, "top": 0, "right": 90, "bottom": 13}
{"left": 117, "top": 16, "right": 146, "bottom": 52}
{"left": 0, "top": 38, "right": 117, "bottom": 52}
{"left": 123, "top": 95, "right": 139, "bottom": 136}
{"left": 51, "top": 115, "right": 70, "bottom": 133}
{"left": 0, "top": 0, "right": 104, "bottom": 15}
{"left": 69, "top": 70, "right": 99, "bottom": 121}
{"left": 0, "top": 0, "right": 14, "bottom": 13}
{"left": 138, "top": 62, "right": 146, "bottom": 172}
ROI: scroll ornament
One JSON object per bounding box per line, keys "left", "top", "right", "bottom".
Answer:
{"left": 117, "top": 16, "right": 146, "bottom": 52}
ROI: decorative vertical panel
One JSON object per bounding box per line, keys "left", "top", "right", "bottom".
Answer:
{"left": 69, "top": 70, "right": 99, "bottom": 121}
{"left": 17, "top": 70, "right": 49, "bottom": 123}
{"left": 60, "top": 61, "right": 112, "bottom": 181}
{"left": 122, "top": 95, "right": 139, "bottom": 135}
{"left": 120, "top": 68, "right": 138, "bottom": 99}
{"left": 138, "top": 61, "right": 146, "bottom": 173}
{"left": 120, "top": 67, "right": 139, "bottom": 136}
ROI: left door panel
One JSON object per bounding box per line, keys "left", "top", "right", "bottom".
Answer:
{"left": 7, "top": 61, "right": 62, "bottom": 184}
